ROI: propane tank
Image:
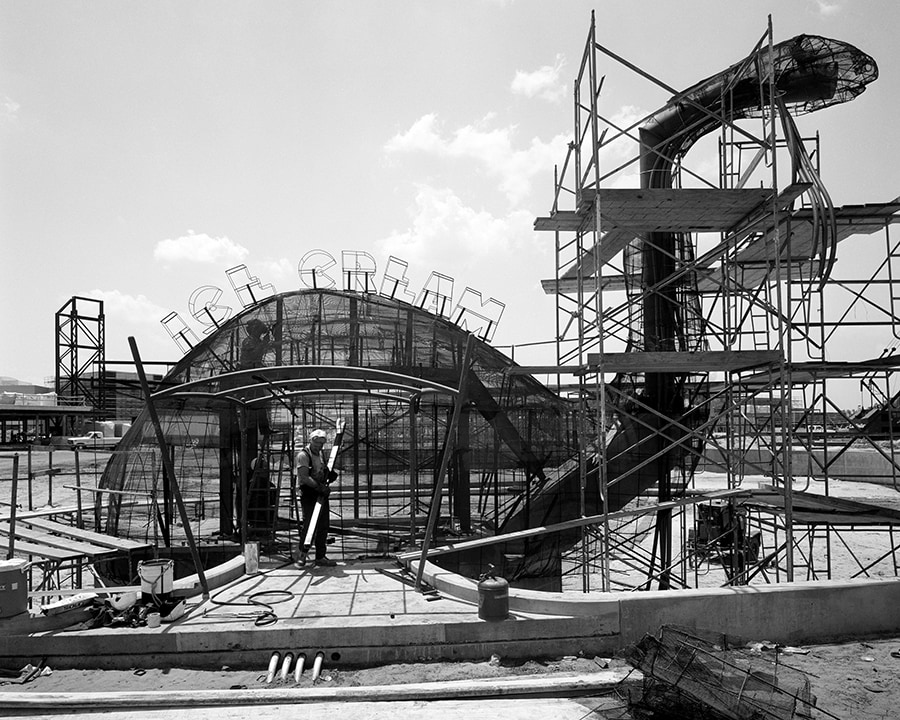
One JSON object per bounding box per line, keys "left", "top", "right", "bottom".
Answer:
{"left": 477, "top": 565, "right": 509, "bottom": 621}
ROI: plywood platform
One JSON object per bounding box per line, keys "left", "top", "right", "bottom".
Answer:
{"left": 535, "top": 187, "right": 778, "bottom": 235}
{"left": 538, "top": 191, "right": 900, "bottom": 295}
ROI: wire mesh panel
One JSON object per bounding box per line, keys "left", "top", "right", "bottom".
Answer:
{"left": 625, "top": 626, "right": 816, "bottom": 720}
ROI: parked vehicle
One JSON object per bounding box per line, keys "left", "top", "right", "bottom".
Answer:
{"left": 7, "top": 431, "right": 50, "bottom": 445}
{"left": 66, "top": 431, "right": 119, "bottom": 450}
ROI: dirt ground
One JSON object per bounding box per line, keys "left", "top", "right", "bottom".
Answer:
{"left": 1, "top": 654, "right": 626, "bottom": 693}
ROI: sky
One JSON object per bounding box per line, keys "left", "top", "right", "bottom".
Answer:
{"left": 1, "top": 0, "right": 899, "bottom": 395}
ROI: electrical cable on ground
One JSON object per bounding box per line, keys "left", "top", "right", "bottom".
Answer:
{"left": 204, "top": 560, "right": 296, "bottom": 626}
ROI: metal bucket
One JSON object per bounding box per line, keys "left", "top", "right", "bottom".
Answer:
{"left": 0, "top": 558, "right": 28, "bottom": 618}
{"left": 138, "top": 558, "right": 174, "bottom": 603}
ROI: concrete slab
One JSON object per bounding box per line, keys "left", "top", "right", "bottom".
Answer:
{"left": 2, "top": 558, "right": 617, "bottom": 671}
{"left": 5, "top": 552, "right": 900, "bottom": 673}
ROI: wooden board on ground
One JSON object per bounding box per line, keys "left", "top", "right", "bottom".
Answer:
{"left": 1, "top": 697, "right": 618, "bottom": 720}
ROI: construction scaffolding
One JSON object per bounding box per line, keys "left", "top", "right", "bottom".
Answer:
{"left": 57, "top": 14, "right": 900, "bottom": 598}
{"left": 533, "top": 13, "right": 900, "bottom": 592}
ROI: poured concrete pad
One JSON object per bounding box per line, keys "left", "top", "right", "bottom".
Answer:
{"left": 0, "top": 558, "right": 621, "bottom": 670}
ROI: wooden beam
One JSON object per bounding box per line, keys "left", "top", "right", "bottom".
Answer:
{"left": 0, "top": 504, "right": 80, "bottom": 522}
{"left": 541, "top": 275, "right": 630, "bottom": 294}
{"left": 0, "top": 536, "right": 87, "bottom": 561}
{"left": 506, "top": 365, "right": 582, "bottom": 376}
{"left": 534, "top": 211, "right": 592, "bottom": 233}
{"left": 558, "top": 228, "right": 639, "bottom": 271}
{"left": 0, "top": 672, "right": 635, "bottom": 711}
{"left": 535, "top": 188, "right": 777, "bottom": 235}
{"left": 22, "top": 517, "right": 148, "bottom": 551}
{"left": 585, "top": 350, "right": 781, "bottom": 373}
{"left": 505, "top": 351, "right": 781, "bottom": 378}
{"left": 0, "top": 523, "right": 116, "bottom": 558}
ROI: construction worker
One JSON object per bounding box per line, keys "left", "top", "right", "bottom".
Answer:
{"left": 238, "top": 318, "right": 273, "bottom": 370}
{"left": 294, "top": 429, "right": 337, "bottom": 567}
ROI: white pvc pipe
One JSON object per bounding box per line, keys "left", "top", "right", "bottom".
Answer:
{"left": 265, "top": 652, "right": 280, "bottom": 684}
{"left": 311, "top": 651, "right": 324, "bottom": 683}
{"left": 279, "top": 652, "right": 293, "bottom": 683}
{"left": 293, "top": 652, "right": 306, "bottom": 683}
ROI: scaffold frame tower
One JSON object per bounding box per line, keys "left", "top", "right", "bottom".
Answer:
{"left": 535, "top": 12, "right": 900, "bottom": 593}
{"left": 55, "top": 296, "right": 106, "bottom": 421}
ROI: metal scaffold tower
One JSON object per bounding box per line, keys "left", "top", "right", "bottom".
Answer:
{"left": 536, "top": 13, "right": 900, "bottom": 592}
{"left": 56, "top": 296, "right": 106, "bottom": 421}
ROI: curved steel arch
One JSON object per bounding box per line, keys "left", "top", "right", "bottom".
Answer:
{"left": 151, "top": 364, "right": 460, "bottom": 407}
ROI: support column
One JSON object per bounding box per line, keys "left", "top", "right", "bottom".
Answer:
{"left": 453, "top": 404, "right": 472, "bottom": 535}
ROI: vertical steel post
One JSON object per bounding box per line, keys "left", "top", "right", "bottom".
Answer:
{"left": 27, "top": 446, "right": 33, "bottom": 511}
{"left": 415, "top": 334, "right": 475, "bottom": 589}
{"left": 409, "top": 397, "right": 419, "bottom": 548}
{"left": 129, "top": 336, "right": 209, "bottom": 598}
{"left": 74, "top": 450, "right": 83, "bottom": 529}
{"left": 47, "top": 450, "right": 54, "bottom": 507}
{"left": 7, "top": 455, "right": 18, "bottom": 560}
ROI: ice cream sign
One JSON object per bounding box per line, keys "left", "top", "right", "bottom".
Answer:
{"left": 161, "top": 251, "right": 504, "bottom": 354}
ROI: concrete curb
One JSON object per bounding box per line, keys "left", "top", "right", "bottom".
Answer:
{"left": 413, "top": 558, "right": 900, "bottom": 646}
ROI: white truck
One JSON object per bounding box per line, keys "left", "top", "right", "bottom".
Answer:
{"left": 66, "top": 430, "right": 120, "bottom": 451}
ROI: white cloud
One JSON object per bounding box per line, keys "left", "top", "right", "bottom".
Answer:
{"left": 2, "top": 96, "right": 20, "bottom": 122}
{"left": 153, "top": 231, "right": 249, "bottom": 265}
{"left": 257, "top": 257, "right": 298, "bottom": 290}
{"left": 87, "top": 289, "right": 170, "bottom": 320}
{"left": 511, "top": 54, "right": 567, "bottom": 103}
{"left": 374, "top": 185, "right": 554, "bottom": 347}
{"left": 384, "top": 113, "right": 444, "bottom": 154}
{"left": 385, "top": 115, "right": 568, "bottom": 205}
{"left": 812, "top": 0, "right": 841, "bottom": 17}
{"left": 376, "top": 184, "right": 535, "bottom": 268}
{"left": 82, "top": 289, "right": 178, "bottom": 363}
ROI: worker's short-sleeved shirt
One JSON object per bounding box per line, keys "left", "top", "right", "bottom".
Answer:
{"left": 297, "top": 446, "right": 326, "bottom": 484}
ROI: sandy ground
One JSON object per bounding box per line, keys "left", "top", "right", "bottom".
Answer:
{"left": 1, "top": 655, "right": 629, "bottom": 693}
{"left": 3, "top": 640, "right": 900, "bottom": 718}
{"left": 0, "top": 447, "right": 108, "bottom": 515}
{"left": 4, "top": 449, "right": 900, "bottom": 718}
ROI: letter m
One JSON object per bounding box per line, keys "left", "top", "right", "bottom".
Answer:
{"left": 452, "top": 288, "right": 505, "bottom": 342}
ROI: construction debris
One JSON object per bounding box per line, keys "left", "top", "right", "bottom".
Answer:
{"left": 624, "top": 626, "right": 817, "bottom": 719}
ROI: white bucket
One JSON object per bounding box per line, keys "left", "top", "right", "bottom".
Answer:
{"left": 138, "top": 558, "right": 174, "bottom": 600}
